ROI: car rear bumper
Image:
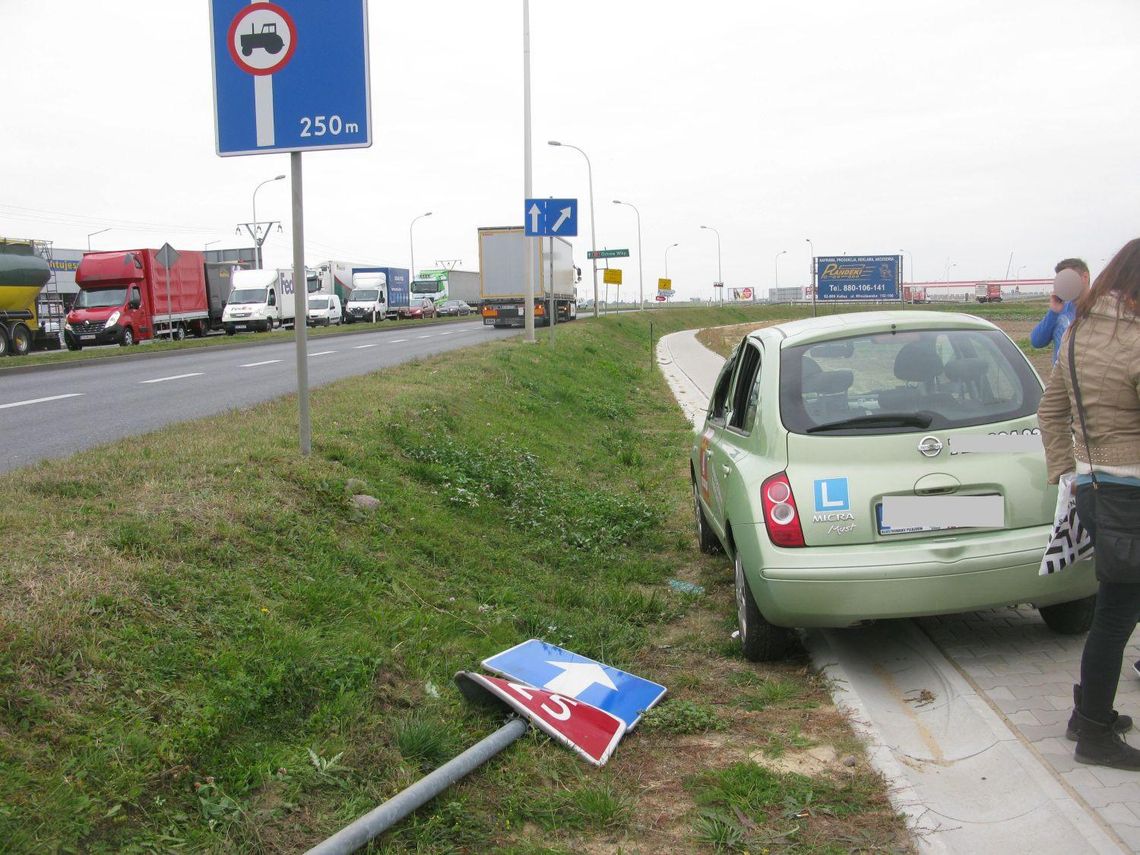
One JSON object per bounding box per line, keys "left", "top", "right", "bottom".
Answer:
{"left": 736, "top": 523, "right": 1098, "bottom": 627}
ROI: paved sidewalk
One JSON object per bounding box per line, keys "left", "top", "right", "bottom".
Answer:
{"left": 657, "top": 328, "right": 1140, "bottom": 854}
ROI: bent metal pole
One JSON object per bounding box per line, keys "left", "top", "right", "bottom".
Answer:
{"left": 304, "top": 718, "right": 528, "bottom": 855}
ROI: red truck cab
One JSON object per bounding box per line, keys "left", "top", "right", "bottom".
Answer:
{"left": 65, "top": 249, "right": 209, "bottom": 349}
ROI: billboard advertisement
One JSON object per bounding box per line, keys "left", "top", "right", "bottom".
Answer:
{"left": 815, "top": 255, "right": 900, "bottom": 301}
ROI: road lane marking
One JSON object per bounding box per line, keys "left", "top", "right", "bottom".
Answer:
{"left": 416, "top": 334, "right": 432, "bottom": 339}
{"left": 354, "top": 343, "right": 378, "bottom": 349}
{"left": 0, "top": 393, "right": 84, "bottom": 410}
{"left": 240, "top": 359, "right": 282, "bottom": 367}
{"left": 389, "top": 338, "right": 408, "bottom": 343}
{"left": 309, "top": 350, "right": 336, "bottom": 357}
{"left": 438, "top": 331, "right": 453, "bottom": 335}
{"left": 140, "top": 373, "right": 205, "bottom": 384}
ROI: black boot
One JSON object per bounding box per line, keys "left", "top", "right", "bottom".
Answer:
{"left": 1066, "top": 684, "right": 1133, "bottom": 741}
{"left": 1075, "top": 712, "right": 1140, "bottom": 770}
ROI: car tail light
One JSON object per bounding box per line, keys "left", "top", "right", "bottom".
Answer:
{"left": 482, "top": 307, "right": 498, "bottom": 318}
{"left": 760, "top": 472, "right": 805, "bottom": 548}
{"left": 535, "top": 304, "right": 546, "bottom": 316}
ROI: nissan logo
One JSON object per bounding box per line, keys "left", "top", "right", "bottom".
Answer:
{"left": 918, "top": 436, "right": 943, "bottom": 458}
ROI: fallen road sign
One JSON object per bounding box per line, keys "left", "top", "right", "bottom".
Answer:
{"left": 482, "top": 639, "right": 667, "bottom": 729}
{"left": 455, "top": 671, "right": 625, "bottom": 766}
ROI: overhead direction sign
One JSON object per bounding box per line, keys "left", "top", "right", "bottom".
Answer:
{"left": 524, "top": 198, "right": 578, "bottom": 237}
{"left": 455, "top": 672, "right": 625, "bottom": 766}
{"left": 482, "top": 639, "right": 666, "bottom": 729}
{"left": 210, "top": 0, "right": 371, "bottom": 156}
{"left": 604, "top": 268, "right": 622, "bottom": 285}
{"left": 588, "top": 249, "right": 629, "bottom": 259}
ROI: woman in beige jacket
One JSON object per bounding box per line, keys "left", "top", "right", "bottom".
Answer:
{"left": 1038, "top": 237, "right": 1140, "bottom": 770}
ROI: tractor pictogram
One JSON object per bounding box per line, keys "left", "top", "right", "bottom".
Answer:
{"left": 240, "top": 22, "right": 284, "bottom": 56}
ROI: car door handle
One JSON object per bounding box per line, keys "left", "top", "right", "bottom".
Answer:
{"left": 721, "top": 465, "right": 731, "bottom": 477}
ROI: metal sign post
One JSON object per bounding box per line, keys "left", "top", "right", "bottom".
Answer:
{"left": 155, "top": 243, "right": 179, "bottom": 340}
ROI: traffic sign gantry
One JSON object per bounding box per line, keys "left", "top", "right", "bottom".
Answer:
{"left": 209, "top": 0, "right": 371, "bottom": 156}
{"left": 455, "top": 672, "right": 625, "bottom": 766}
{"left": 482, "top": 639, "right": 666, "bottom": 729}
{"left": 524, "top": 198, "right": 578, "bottom": 237}
{"left": 587, "top": 249, "right": 629, "bottom": 260}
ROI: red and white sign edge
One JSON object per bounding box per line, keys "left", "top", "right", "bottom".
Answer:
{"left": 455, "top": 671, "right": 626, "bottom": 767}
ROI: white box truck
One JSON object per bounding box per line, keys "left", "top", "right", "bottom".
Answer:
{"left": 478, "top": 227, "right": 579, "bottom": 327}
{"left": 344, "top": 270, "right": 387, "bottom": 323}
{"left": 222, "top": 268, "right": 295, "bottom": 334}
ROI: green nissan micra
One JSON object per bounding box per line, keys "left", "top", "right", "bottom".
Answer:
{"left": 690, "top": 311, "right": 1097, "bottom": 661}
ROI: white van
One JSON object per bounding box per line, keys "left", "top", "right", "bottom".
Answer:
{"left": 307, "top": 293, "right": 343, "bottom": 326}
{"left": 345, "top": 271, "right": 387, "bottom": 323}
{"left": 222, "top": 268, "right": 296, "bottom": 334}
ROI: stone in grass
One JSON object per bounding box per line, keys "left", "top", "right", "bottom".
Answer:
{"left": 352, "top": 494, "right": 381, "bottom": 512}
{"left": 345, "top": 478, "right": 369, "bottom": 495}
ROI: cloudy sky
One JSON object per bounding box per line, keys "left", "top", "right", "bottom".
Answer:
{"left": 3, "top": 1, "right": 1138, "bottom": 301}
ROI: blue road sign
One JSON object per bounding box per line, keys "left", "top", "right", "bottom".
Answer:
{"left": 209, "top": 0, "right": 371, "bottom": 156}
{"left": 815, "top": 255, "right": 901, "bottom": 301}
{"left": 483, "top": 639, "right": 666, "bottom": 729}
{"left": 524, "top": 199, "right": 578, "bottom": 237}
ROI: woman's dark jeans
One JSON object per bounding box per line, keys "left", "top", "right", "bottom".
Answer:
{"left": 1076, "top": 482, "right": 1140, "bottom": 722}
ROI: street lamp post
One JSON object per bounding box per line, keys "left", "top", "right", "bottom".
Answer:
{"left": 409, "top": 211, "right": 432, "bottom": 289}
{"left": 87, "top": 228, "right": 111, "bottom": 251}
{"left": 773, "top": 249, "right": 787, "bottom": 297}
{"left": 548, "top": 141, "right": 598, "bottom": 318}
{"left": 251, "top": 174, "right": 286, "bottom": 268}
{"left": 1016, "top": 264, "right": 1027, "bottom": 281}
{"left": 944, "top": 259, "right": 957, "bottom": 281}
{"left": 805, "top": 238, "right": 816, "bottom": 317}
{"left": 899, "top": 248, "right": 915, "bottom": 286}
{"left": 612, "top": 200, "right": 643, "bottom": 310}
{"left": 664, "top": 242, "right": 679, "bottom": 285}
{"left": 699, "top": 225, "right": 721, "bottom": 303}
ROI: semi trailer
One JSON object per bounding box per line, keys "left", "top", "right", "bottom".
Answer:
{"left": 478, "top": 227, "right": 578, "bottom": 327}
{"left": 0, "top": 238, "right": 57, "bottom": 356}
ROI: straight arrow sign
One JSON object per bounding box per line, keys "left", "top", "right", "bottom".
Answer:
{"left": 528, "top": 203, "right": 542, "bottom": 236}
{"left": 544, "top": 661, "right": 617, "bottom": 697}
{"left": 523, "top": 198, "right": 578, "bottom": 237}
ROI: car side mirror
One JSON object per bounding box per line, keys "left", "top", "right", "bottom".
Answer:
{"left": 129, "top": 297, "right": 141, "bottom": 309}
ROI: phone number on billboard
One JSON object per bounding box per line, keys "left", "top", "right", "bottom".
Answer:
{"left": 832, "top": 284, "right": 888, "bottom": 293}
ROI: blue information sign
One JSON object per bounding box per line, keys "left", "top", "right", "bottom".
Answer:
{"left": 815, "top": 255, "right": 901, "bottom": 301}
{"left": 524, "top": 199, "right": 578, "bottom": 237}
{"left": 209, "top": 0, "right": 371, "bottom": 156}
{"left": 483, "top": 639, "right": 666, "bottom": 729}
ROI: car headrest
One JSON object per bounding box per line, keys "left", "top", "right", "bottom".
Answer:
{"left": 804, "top": 369, "right": 854, "bottom": 396}
{"left": 894, "top": 342, "right": 943, "bottom": 383}
{"left": 944, "top": 357, "right": 987, "bottom": 382}
{"left": 802, "top": 356, "right": 822, "bottom": 381}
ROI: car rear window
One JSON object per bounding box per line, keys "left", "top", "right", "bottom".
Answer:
{"left": 779, "top": 327, "right": 1042, "bottom": 435}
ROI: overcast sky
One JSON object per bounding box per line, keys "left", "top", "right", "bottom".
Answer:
{"left": 4, "top": 1, "right": 1138, "bottom": 301}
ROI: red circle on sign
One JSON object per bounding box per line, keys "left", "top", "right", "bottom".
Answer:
{"left": 741, "top": 287, "right": 753, "bottom": 298}
{"left": 227, "top": 3, "right": 297, "bottom": 76}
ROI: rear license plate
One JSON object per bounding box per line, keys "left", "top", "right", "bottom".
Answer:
{"left": 877, "top": 495, "right": 1004, "bottom": 536}
{"left": 80, "top": 335, "right": 95, "bottom": 340}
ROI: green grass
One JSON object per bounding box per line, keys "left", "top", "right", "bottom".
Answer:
{"left": 3, "top": 304, "right": 820, "bottom": 852}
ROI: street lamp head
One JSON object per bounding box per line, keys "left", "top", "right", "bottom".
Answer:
{"left": 612, "top": 199, "right": 622, "bottom": 204}
{"left": 273, "top": 174, "right": 285, "bottom": 180}
{"left": 547, "top": 140, "right": 562, "bottom": 146}
{"left": 424, "top": 211, "right": 433, "bottom": 217}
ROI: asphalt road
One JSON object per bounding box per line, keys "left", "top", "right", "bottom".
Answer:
{"left": 0, "top": 320, "right": 515, "bottom": 473}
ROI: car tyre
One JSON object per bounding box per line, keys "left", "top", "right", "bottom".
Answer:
{"left": 692, "top": 479, "right": 721, "bottom": 554}
{"left": 9, "top": 323, "right": 31, "bottom": 356}
{"left": 1039, "top": 595, "right": 1096, "bottom": 635}
{"left": 735, "top": 550, "right": 794, "bottom": 662}
{"left": 121, "top": 327, "right": 135, "bottom": 347}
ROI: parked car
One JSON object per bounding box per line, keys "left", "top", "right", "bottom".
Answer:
{"left": 691, "top": 310, "right": 1097, "bottom": 662}
{"left": 306, "top": 294, "right": 343, "bottom": 326}
{"left": 437, "top": 299, "right": 474, "bottom": 317}
{"left": 404, "top": 297, "right": 438, "bottom": 320}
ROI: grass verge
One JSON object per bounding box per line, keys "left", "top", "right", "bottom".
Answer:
{"left": 1, "top": 305, "right": 911, "bottom": 852}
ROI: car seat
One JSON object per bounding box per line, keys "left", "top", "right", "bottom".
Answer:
{"left": 878, "top": 341, "right": 944, "bottom": 413}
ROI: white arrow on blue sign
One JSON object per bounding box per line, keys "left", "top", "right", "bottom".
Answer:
{"left": 209, "top": 0, "right": 371, "bottom": 156}
{"left": 482, "top": 639, "right": 666, "bottom": 729}
{"left": 524, "top": 199, "right": 578, "bottom": 237}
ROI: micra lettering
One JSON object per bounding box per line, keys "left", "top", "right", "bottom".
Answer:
{"left": 812, "top": 512, "right": 855, "bottom": 523}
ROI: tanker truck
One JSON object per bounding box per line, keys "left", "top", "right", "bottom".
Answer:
{"left": 0, "top": 238, "right": 57, "bottom": 357}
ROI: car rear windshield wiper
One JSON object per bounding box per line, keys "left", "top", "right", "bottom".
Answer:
{"left": 806, "top": 412, "right": 934, "bottom": 433}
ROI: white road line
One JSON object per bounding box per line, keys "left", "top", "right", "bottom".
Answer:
{"left": 240, "top": 359, "right": 282, "bottom": 367}
{"left": 438, "top": 331, "right": 453, "bottom": 335}
{"left": 309, "top": 350, "right": 336, "bottom": 357}
{"left": 389, "top": 338, "right": 408, "bottom": 343}
{"left": 416, "top": 334, "right": 432, "bottom": 339}
{"left": 353, "top": 343, "right": 378, "bottom": 349}
{"left": 0, "top": 393, "right": 84, "bottom": 410}
{"left": 140, "top": 373, "right": 204, "bottom": 385}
